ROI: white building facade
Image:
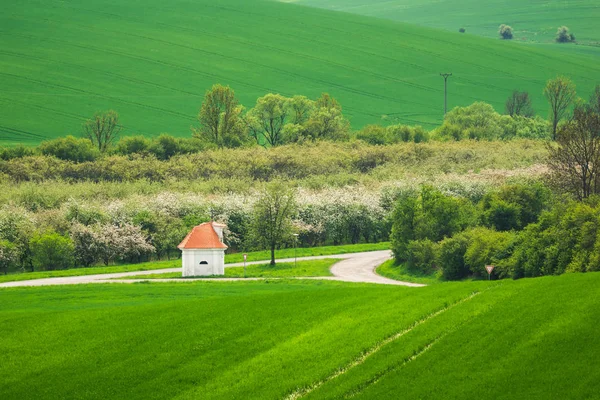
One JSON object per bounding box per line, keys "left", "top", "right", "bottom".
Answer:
{"left": 178, "top": 222, "right": 227, "bottom": 277}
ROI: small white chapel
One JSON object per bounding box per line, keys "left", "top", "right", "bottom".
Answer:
{"left": 178, "top": 222, "right": 228, "bottom": 277}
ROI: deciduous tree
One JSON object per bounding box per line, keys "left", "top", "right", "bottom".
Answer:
{"left": 193, "top": 84, "right": 247, "bottom": 148}
{"left": 82, "top": 110, "right": 122, "bottom": 152}
{"left": 544, "top": 76, "right": 576, "bottom": 140}
{"left": 505, "top": 91, "right": 534, "bottom": 117}
{"left": 547, "top": 103, "right": 600, "bottom": 200}
{"left": 498, "top": 24, "right": 513, "bottom": 40}
{"left": 247, "top": 94, "right": 291, "bottom": 147}
{"left": 0, "top": 240, "right": 18, "bottom": 275}
{"left": 251, "top": 182, "right": 296, "bottom": 265}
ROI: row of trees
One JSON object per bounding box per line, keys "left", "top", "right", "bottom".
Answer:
{"left": 391, "top": 97, "right": 600, "bottom": 279}
{"left": 0, "top": 183, "right": 389, "bottom": 273}
{"left": 193, "top": 86, "right": 350, "bottom": 148}
{"left": 0, "top": 77, "right": 592, "bottom": 163}
{"left": 390, "top": 184, "right": 600, "bottom": 280}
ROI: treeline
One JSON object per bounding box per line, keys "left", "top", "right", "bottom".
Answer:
{"left": 5, "top": 76, "right": 596, "bottom": 165}
{"left": 0, "top": 185, "right": 390, "bottom": 274}
{"left": 390, "top": 185, "right": 600, "bottom": 280}
{"left": 0, "top": 140, "right": 545, "bottom": 184}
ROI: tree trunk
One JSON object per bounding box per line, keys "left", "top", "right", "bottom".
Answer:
{"left": 270, "top": 244, "right": 276, "bottom": 266}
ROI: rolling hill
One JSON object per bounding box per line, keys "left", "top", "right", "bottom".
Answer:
{"left": 292, "top": 0, "right": 600, "bottom": 44}
{"left": 1, "top": 273, "right": 598, "bottom": 398}
{"left": 1, "top": 0, "right": 600, "bottom": 145}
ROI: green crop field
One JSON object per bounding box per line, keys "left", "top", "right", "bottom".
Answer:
{"left": 293, "top": 0, "right": 600, "bottom": 44}
{"left": 1, "top": 273, "right": 599, "bottom": 399}
{"left": 2, "top": 0, "right": 600, "bottom": 145}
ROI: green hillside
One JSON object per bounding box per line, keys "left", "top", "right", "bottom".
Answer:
{"left": 293, "top": 0, "right": 600, "bottom": 44}
{"left": 1, "top": 273, "right": 599, "bottom": 398}
{"left": 2, "top": 0, "right": 600, "bottom": 145}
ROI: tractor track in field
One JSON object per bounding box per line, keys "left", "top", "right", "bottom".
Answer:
{"left": 0, "top": 250, "right": 424, "bottom": 288}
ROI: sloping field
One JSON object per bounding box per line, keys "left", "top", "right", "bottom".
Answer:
{"left": 293, "top": 0, "right": 600, "bottom": 44}
{"left": 1, "top": 273, "right": 599, "bottom": 399}
{"left": 2, "top": 0, "right": 600, "bottom": 145}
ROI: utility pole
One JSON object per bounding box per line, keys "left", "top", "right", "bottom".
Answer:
{"left": 440, "top": 73, "right": 452, "bottom": 115}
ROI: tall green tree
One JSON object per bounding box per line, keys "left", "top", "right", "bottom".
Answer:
{"left": 193, "top": 84, "right": 247, "bottom": 148}
{"left": 251, "top": 182, "right": 296, "bottom": 265}
{"left": 247, "top": 94, "right": 291, "bottom": 147}
{"left": 82, "top": 110, "right": 122, "bottom": 152}
{"left": 544, "top": 76, "right": 576, "bottom": 140}
{"left": 303, "top": 93, "right": 349, "bottom": 141}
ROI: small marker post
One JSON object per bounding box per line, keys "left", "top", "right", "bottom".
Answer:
{"left": 485, "top": 265, "right": 495, "bottom": 281}
{"left": 243, "top": 254, "right": 247, "bottom": 278}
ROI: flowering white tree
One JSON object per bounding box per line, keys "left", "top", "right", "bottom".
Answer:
{"left": 0, "top": 240, "right": 18, "bottom": 275}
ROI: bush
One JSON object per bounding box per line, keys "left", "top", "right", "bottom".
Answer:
{"left": 0, "top": 145, "right": 35, "bottom": 160}
{"left": 480, "top": 183, "right": 550, "bottom": 231}
{"left": 435, "top": 102, "right": 504, "bottom": 140}
{"left": 115, "top": 135, "right": 151, "bottom": 155}
{"left": 0, "top": 239, "right": 19, "bottom": 274}
{"left": 356, "top": 125, "right": 388, "bottom": 145}
{"left": 498, "top": 24, "right": 513, "bottom": 40}
{"left": 556, "top": 26, "right": 575, "bottom": 43}
{"left": 459, "top": 28, "right": 466, "bottom": 33}
{"left": 30, "top": 231, "right": 75, "bottom": 270}
{"left": 438, "top": 234, "right": 470, "bottom": 280}
{"left": 391, "top": 186, "right": 474, "bottom": 263}
{"left": 406, "top": 239, "right": 438, "bottom": 273}
{"left": 463, "top": 227, "right": 516, "bottom": 278}
{"left": 38, "top": 136, "right": 100, "bottom": 162}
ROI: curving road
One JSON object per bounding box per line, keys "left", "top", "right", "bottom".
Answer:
{"left": 0, "top": 250, "right": 425, "bottom": 288}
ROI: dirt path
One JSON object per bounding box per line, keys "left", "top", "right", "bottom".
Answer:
{"left": 0, "top": 250, "right": 424, "bottom": 288}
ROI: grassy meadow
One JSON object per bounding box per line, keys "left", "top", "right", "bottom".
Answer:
{"left": 2, "top": 0, "right": 600, "bottom": 144}
{"left": 295, "top": 0, "right": 600, "bottom": 44}
{"left": 1, "top": 272, "right": 599, "bottom": 399}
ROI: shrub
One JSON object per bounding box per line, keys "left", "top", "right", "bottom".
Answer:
{"left": 0, "top": 239, "right": 19, "bottom": 274}
{"left": 480, "top": 183, "right": 550, "bottom": 231}
{"left": 406, "top": 239, "right": 438, "bottom": 273}
{"left": 435, "top": 102, "right": 504, "bottom": 140}
{"left": 463, "top": 227, "right": 516, "bottom": 278}
{"left": 38, "top": 136, "right": 100, "bottom": 162}
{"left": 438, "top": 234, "right": 470, "bottom": 280}
{"left": 30, "top": 231, "right": 75, "bottom": 270}
{"left": 556, "top": 26, "right": 575, "bottom": 43}
{"left": 0, "top": 145, "right": 35, "bottom": 160}
{"left": 498, "top": 24, "right": 513, "bottom": 40}
{"left": 391, "top": 186, "right": 474, "bottom": 263}
{"left": 356, "top": 125, "right": 388, "bottom": 145}
{"left": 115, "top": 135, "right": 151, "bottom": 155}
{"left": 459, "top": 28, "right": 466, "bottom": 33}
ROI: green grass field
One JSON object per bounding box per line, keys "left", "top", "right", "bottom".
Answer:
{"left": 1, "top": 273, "right": 598, "bottom": 399}
{"left": 0, "top": 242, "right": 388, "bottom": 283}
{"left": 126, "top": 259, "right": 339, "bottom": 280}
{"left": 294, "top": 0, "right": 600, "bottom": 44}
{"left": 2, "top": 0, "right": 600, "bottom": 145}
{"left": 376, "top": 259, "right": 441, "bottom": 285}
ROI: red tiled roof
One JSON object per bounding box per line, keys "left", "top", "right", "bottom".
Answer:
{"left": 178, "top": 222, "right": 228, "bottom": 250}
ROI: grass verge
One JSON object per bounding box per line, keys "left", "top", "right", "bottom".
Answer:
{"left": 376, "top": 259, "right": 441, "bottom": 285}
{"left": 0, "top": 242, "right": 388, "bottom": 283}
{"left": 122, "top": 259, "right": 339, "bottom": 280}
